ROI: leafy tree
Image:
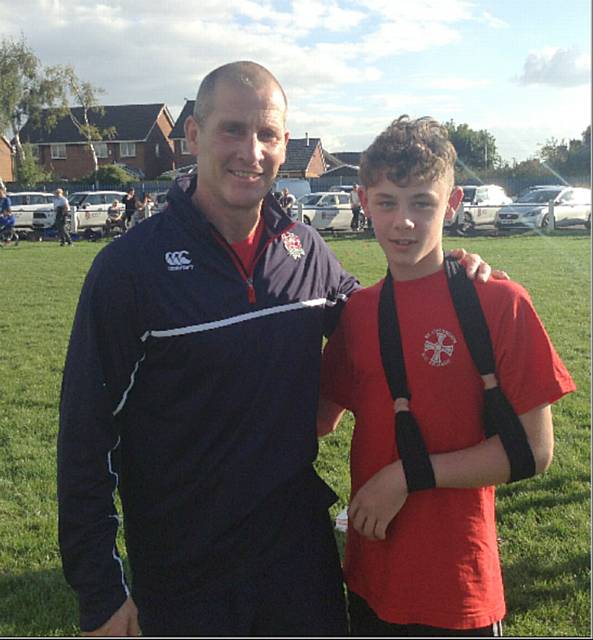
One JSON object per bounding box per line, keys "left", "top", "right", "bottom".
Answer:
{"left": 538, "top": 126, "right": 591, "bottom": 175}
{"left": 14, "top": 143, "right": 52, "bottom": 186}
{"left": 54, "top": 66, "right": 116, "bottom": 188}
{"left": 0, "top": 36, "right": 64, "bottom": 164}
{"left": 444, "top": 120, "right": 500, "bottom": 172}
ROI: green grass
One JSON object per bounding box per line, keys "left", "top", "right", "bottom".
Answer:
{"left": 0, "top": 231, "right": 590, "bottom": 636}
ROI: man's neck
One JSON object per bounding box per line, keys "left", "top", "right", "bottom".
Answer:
{"left": 192, "top": 190, "right": 263, "bottom": 244}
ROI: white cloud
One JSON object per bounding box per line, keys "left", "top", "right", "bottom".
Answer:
{"left": 479, "top": 10, "right": 509, "bottom": 29}
{"left": 515, "top": 47, "right": 591, "bottom": 87}
{"left": 427, "top": 77, "right": 491, "bottom": 90}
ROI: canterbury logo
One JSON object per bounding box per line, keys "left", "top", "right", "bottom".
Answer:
{"left": 165, "top": 250, "right": 194, "bottom": 271}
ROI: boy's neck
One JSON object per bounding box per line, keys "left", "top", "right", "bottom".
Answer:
{"left": 388, "top": 249, "right": 445, "bottom": 282}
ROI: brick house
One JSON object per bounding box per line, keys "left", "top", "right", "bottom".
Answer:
{"left": 170, "top": 100, "right": 326, "bottom": 178}
{"left": 0, "top": 136, "right": 14, "bottom": 184}
{"left": 18, "top": 104, "right": 175, "bottom": 180}
{"left": 169, "top": 100, "right": 195, "bottom": 170}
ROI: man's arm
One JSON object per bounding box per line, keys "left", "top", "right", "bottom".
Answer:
{"left": 349, "top": 403, "right": 553, "bottom": 541}
{"left": 58, "top": 247, "right": 144, "bottom": 632}
{"left": 448, "top": 247, "right": 509, "bottom": 283}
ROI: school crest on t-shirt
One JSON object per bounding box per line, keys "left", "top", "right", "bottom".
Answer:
{"left": 422, "top": 328, "right": 457, "bottom": 367}
{"left": 281, "top": 231, "right": 305, "bottom": 260}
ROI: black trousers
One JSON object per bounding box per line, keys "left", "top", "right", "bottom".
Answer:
{"left": 348, "top": 591, "right": 502, "bottom": 637}
{"left": 55, "top": 216, "right": 72, "bottom": 245}
{"left": 137, "top": 479, "right": 348, "bottom": 637}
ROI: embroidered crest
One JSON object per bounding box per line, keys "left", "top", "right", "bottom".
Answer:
{"left": 422, "top": 328, "right": 457, "bottom": 367}
{"left": 281, "top": 232, "right": 305, "bottom": 260}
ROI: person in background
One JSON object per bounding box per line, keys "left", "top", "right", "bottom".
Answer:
{"left": 0, "top": 207, "right": 17, "bottom": 244}
{"left": 350, "top": 183, "right": 363, "bottom": 231}
{"left": 318, "top": 115, "right": 575, "bottom": 637}
{"left": 105, "top": 200, "right": 125, "bottom": 235}
{"left": 122, "top": 187, "right": 137, "bottom": 229}
{"left": 53, "top": 188, "right": 72, "bottom": 247}
{"left": 279, "top": 187, "right": 296, "bottom": 219}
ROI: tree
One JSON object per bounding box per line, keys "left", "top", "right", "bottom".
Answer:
{"left": 54, "top": 66, "right": 116, "bottom": 188}
{"left": 15, "top": 143, "right": 53, "bottom": 186}
{"left": 538, "top": 126, "right": 591, "bottom": 176}
{"left": 0, "top": 36, "right": 64, "bottom": 164}
{"left": 444, "top": 120, "right": 500, "bottom": 172}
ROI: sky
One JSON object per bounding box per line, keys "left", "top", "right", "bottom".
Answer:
{"left": 0, "top": 0, "right": 590, "bottom": 162}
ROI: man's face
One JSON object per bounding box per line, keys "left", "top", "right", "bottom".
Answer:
{"left": 360, "top": 172, "right": 462, "bottom": 281}
{"left": 185, "top": 79, "right": 289, "bottom": 213}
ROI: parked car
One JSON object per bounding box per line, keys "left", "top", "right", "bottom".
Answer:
{"left": 297, "top": 191, "right": 352, "bottom": 230}
{"left": 496, "top": 186, "right": 591, "bottom": 230}
{"left": 32, "top": 190, "right": 127, "bottom": 233}
{"left": 7, "top": 191, "right": 54, "bottom": 236}
{"left": 445, "top": 184, "right": 512, "bottom": 235}
{"left": 329, "top": 184, "right": 355, "bottom": 194}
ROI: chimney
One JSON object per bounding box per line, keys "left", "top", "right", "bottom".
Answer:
{"left": 305, "top": 132, "right": 309, "bottom": 146}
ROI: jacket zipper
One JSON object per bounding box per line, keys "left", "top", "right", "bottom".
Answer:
{"left": 211, "top": 222, "right": 296, "bottom": 305}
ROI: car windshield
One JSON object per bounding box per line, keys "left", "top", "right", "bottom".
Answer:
{"left": 461, "top": 187, "right": 476, "bottom": 203}
{"left": 517, "top": 189, "right": 562, "bottom": 203}
{"left": 68, "top": 193, "right": 87, "bottom": 206}
{"left": 299, "top": 194, "right": 324, "bottom": 206}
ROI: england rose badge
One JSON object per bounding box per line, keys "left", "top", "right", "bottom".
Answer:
{"left": 281, "top": 231, "right": 305, "bottom": 260}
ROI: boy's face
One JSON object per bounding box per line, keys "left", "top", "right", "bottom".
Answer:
{"left": 360, "top": 172, "right": 462, "bottom": 281}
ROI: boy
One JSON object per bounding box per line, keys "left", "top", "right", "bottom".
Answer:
{"left": 318, "top": 116, "right": 575, "bottom": 637}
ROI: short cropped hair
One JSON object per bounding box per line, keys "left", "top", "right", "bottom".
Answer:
{"left": 193, "top": 61, "right": 287, "bottom": 126}
{"left": 359, "top": 115, "right": 457, "bottom": 188}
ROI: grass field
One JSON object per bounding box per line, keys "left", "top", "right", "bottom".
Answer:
{"left": 0, "top": 230, "right": 590, "bottom": 636}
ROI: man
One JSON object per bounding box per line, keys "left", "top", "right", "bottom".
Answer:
{"left": 57, "top": 62, "right": 496, "bottom": 637}
{"left": 350, "top": 183, "right": 363, "bottom": 230}
{"left": 278, "top": 187, "right": 296, "bottom": 218}
{"left": 53, "top": 188, "right": 72, "bottom": 246}
{"left": 0, "top": 187, "right": 12, "bottom": 216}
{"left": 122, "top": 187, "right": 137, "bottom": 228}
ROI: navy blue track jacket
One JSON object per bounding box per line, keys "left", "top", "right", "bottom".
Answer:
{"left": 57, "top": 176, "right": 359, "bottom": 631}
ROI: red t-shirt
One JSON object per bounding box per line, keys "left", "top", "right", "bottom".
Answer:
{"left": 320, "top": 268, "right": 575, "bottom": 629}
{"left": 229, "top": 216, "right": 265, "bottom": 273}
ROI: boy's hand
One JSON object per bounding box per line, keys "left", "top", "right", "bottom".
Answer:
{"left": 349, "top": 461, "right": 408, "bottom": 541}
{"left": 448, "top": 248, "right": 510, "bottom": 283}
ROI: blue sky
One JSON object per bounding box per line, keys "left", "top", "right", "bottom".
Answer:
{"left": 0, "top": 0, "right": 590, "bottom": 161}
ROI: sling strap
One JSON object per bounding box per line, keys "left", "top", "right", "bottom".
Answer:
{"left": 378, "top": 258, "right": 536, "bottom": 489}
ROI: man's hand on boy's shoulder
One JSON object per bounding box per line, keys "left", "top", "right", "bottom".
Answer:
{"left": 448, "top": 248, "right": 510, "bottom": 283}
{"left": 348, "top": 461, "right": 408, "bottom": 542}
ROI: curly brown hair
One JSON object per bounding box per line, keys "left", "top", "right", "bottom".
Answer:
{"left": 359, "top": 115, "right": 457, "bottom": 188}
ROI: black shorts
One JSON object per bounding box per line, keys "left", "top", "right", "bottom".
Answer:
{"left": 348, "top": 590, "right": 503, "bottom": 637}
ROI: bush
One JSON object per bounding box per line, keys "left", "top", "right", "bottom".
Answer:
{"left": 14, "top": 144, "right": 53, "bottom": 187}
{"left": 83, "top": 164, "right": 135, "bottom": 185}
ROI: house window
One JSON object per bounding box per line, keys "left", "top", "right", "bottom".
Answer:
{"left": 155, "top": 143, "right": 160, "bottom": 158}
{"left": 95, "top": 142, "right": 108, "bottom": 158}
{"left": 120, "top": 142, "right": 136, "bottom": 158}
{"left": 180, "top": 139, "right": 190, "bottom": 155}
{"left": 50, "top": 144, "right": 66, "bottom": 159}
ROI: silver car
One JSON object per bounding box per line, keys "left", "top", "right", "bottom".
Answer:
{"left": 496, "top": 187, "right": 591, "bottom": 230}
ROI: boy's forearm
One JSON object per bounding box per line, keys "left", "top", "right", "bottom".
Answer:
{"left": 431, "top": 403, "right": 553, "bottom": 489}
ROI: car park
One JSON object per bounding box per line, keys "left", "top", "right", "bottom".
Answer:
{"left": 7, "top": 191, "right": 54, "bottom": 236}
{"left": 297, "top": 191, "right": 352, "bottom": 230}
{"left": 445, "top": 184, "right": 512, "bottom": 235}
{"left": 495, "top": 186, "right": 591, "bottom": 230}
{"left": 32, "top": 190, "right": 127, "bottom": 234}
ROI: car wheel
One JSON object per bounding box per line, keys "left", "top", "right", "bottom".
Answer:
{"left": 455, "top": 212, "right": 474, "bottom": 236}
{"left": 541, "top": 213, "right": 554, "bottom": 229}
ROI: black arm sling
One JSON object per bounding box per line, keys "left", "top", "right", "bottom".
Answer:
{"left": 378, "top": 256, "right": 535, "bottom": 492}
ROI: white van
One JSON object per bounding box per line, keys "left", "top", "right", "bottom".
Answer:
{"left": 7, "top": 192, "right": 54, "bottom": 234}
{"left": 32, "top": 190, "right": 127, "bottom": 233}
